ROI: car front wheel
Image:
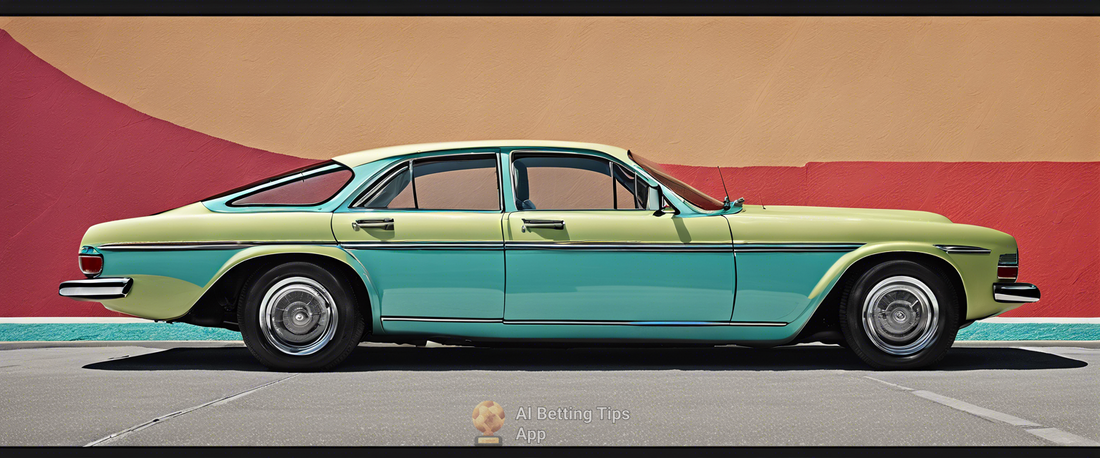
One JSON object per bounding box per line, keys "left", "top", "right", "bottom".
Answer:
{"left": 238, "top": 261, "right": 364, "bottom": 371}
{"left": 839, "top": 259, "right": 959, "bottom": 370}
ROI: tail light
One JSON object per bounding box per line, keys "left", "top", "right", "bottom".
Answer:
{"left": 78, "top": 246, "right": 103, "bottom": 278}
{"left": 998, "top": 253, "right": 1018, "bottom": 282}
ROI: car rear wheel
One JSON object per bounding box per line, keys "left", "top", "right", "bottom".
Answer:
{"left": 839, "top": 259, "right": 959, "bottom": 370}
{"left": 238, "top": 261, "right": 364, "bottom": 371}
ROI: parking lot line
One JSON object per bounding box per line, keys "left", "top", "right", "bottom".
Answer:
{"left": 1026, "top": 427, "right": 1100, "bottom": 446}
{"left": 862, "top": 376, "right": 913, "bottom": 391}
{"left": 84, "top": 374, "right": 298, "bottom": 446}
{"left": 909, "top": 390, "right": 1040, "bottom": 427}
{"left": 863, "top": 375, "right": 1100, "bottom": 446}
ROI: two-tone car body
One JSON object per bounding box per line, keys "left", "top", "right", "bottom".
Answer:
{"left": 59, "top": 140, "right": 1040, "bottom": 370}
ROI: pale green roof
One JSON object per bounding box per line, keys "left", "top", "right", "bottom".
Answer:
{"left": 331, "top": 140, "right": 630, "bottom": 168}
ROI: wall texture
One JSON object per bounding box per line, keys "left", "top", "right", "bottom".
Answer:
{"left": 0, "top": 30, "right": 314, "bottom": 317}
{"left": 1, "top": 17, "right": 1096, "bottom": 165}
{"left": 0, "top": 18, "right": 1096, "bottom": 317}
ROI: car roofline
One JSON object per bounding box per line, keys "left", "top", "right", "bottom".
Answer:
{"left": 331, "top": 140, "right": 630, "bottom": 168}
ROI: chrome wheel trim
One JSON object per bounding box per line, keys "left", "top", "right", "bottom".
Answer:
{"left": 862, "top": 275, "right": 940, "bottom": 356}
{"left": 258, "top": 276, "right": 339, "bottom": 356}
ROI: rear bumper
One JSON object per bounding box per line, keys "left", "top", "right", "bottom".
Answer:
{"left": 993, "top": 282, "right": 1040, "bottom": 303}
{"left": 58, "top": 277, "right": 133, "bottom": 300}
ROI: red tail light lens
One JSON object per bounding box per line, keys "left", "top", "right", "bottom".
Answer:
{"left": 79, "top": 254, "right": 103, "bottom": 277}
{"left": 997, "top": 253, "right": 1018, "bottom": 282}
{"left": 997, "top": 266, "right": 1018, "bottom": 282}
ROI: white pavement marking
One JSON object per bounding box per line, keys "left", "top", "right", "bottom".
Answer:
{"left": 85, "top": 374, "right": 298, "bottom": 446}
{"left": 910, "top": 390, "right": 1041, "bottom": 427}
{"left": 1026, "top": 428, "right": 1100, "bottom": 446}
{"left": 864, "top": 375, "right": 1100, "bottom": 446}
{"left": 862, "top": 376, "right": 913, "bottom": 391}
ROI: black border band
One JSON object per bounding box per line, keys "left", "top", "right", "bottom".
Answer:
{"left": 5, "top": 1, "right": 1097, "bottom": 16}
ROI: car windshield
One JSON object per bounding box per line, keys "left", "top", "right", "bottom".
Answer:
{"left": 628, "top": 151, "right": 725, "bottom": 211}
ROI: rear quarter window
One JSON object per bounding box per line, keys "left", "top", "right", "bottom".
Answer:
{"left": 228, "top": 164, "right": 354, "bottom": 206}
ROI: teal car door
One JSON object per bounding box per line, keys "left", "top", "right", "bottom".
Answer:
{"left": 332, "top": 152, "right": 506, "bottom": 320}
{"left": 502, "top": 150, "right": 735, "bottom": 323}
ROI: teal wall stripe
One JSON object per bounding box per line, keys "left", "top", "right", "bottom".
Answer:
{"left": 0, "top": 323, "right": 241, "bottom": 341}
{"left": 0, "top": 322, "right": 1098, "bottom": 342}
{"left": 954, "top": 323, "right": 1100, "bottom": 341}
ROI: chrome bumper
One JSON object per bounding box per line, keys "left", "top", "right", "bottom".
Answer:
{"left": 993, "top": 282, "right": 1040, "bottom": 303}
{"left": 58, "top": 277, "right": 133, "bottom": 300}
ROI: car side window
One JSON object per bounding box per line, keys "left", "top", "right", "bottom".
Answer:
{"left": 512, "top": 154, "right": 650, "bottom": 211}
{"left": 353, "top": 155, "right": 500, "bottom": 210}
{"left": 229, "top": 165, "right": 353, "bottom": 206}
{"left": 356, "top": 164, "right": 415, "bottom": 209}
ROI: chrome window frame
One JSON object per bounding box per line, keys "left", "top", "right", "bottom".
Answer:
{"left": 224, "top": 161, "right": 355, "bottom": 208}
{"left": 350, "top": 162, "right": 414, "bottom": 209}
{"left": 347, "top": 151, "right": 504, "bottom": 212}
{"left": 508, "top": 149, "right": 671, "bottom": 213}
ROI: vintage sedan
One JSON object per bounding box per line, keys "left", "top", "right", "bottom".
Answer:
{"left": 59, "top": 140, "right": 1040, "bottom": 370}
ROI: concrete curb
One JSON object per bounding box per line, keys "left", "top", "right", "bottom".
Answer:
{"left": 2, "top": 340, "right": 1099, "bottom": 351}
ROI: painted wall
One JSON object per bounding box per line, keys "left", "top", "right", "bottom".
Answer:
{"left": 0, "top": 18, "right": 1096, "bottom": 317}
{"left": 0, "top": 30, "right": 314, "bottom": 317}
{"left": 1, "top": 17, "right": 1096, "bottom": 165}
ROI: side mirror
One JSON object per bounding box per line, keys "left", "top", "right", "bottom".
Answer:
{"left": 652, "top": 187, "right": 679, "bottom": 216}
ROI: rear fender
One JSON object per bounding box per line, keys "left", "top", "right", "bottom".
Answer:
{"left": 101, "top": 245, "right": 380, "bottom": 329}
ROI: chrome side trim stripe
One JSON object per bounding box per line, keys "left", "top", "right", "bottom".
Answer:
{"left": 342, "top": 241, "right": 504, "bottom": 250}
{"left": 734, "top": 243, "right": 864, "bottom": 253}
{"left": 344, "top": 242, "right": 732, "bottom": 252}
{"left": 381, "top": 317, "right": 787, "bottom": 327}
{"left": 352, "top": 242, "right": 866, "bottom": 252}
{"left": 381, "top": 317, "right": 503, "bottom": 323}
{"left": 504, "top": 320, "right": 787, "bottom": 327}
{"left": 98, "top": 241, "right": 335, "bottom": 251}
{"left": 99, "top": 241, "right": 865, "bottom": 254}
{"left": 506, "top": 242, "right": 731, "bottom": 252}
{"left": 935, "top": 245, "right": 992, "bottom": 254}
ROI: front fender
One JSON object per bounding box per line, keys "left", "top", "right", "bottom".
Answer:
{"left": 808, "top": 242, "right": 960, "bottom": 300}
{"left": 807, "top": 240, "right": 1015, "bottom": 323}
{"left": 752, "top": 243, "right": 965, "bottom": 345}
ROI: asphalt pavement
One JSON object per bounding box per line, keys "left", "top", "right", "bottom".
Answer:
{"left": 0, "top": 341, "right": 1097, "bottom": 446}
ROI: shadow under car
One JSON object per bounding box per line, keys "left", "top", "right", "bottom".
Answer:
{"left": 82, "top": 344, "right": 1088, "bottom": 372}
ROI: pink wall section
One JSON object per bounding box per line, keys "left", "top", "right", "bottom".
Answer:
{"left": 1, "top": 30, "right": 1096, "bottom": 318}
{"left": 0, "top": 31, "right": 315, "bottom": 317}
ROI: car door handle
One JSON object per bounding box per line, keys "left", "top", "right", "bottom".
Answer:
{"left": 352, "top": 218, "right": 394, "bottom": 230}
{"left": 521, "top": 219, "right": 565, "bottom": 232}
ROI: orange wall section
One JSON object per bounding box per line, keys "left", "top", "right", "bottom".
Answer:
{"left": 1, "top": 17, "right": 1097, "bottom": 166}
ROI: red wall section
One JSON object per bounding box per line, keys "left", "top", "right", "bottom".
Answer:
{"left": 0, "top": 30, "right": 315, "bottom": 317}
{"left": 662, "top": 162, "right": 1099, "bottom": 317}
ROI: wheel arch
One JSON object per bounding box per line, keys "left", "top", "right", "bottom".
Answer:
{"left": 795, "top": 247, "right": 968, "bottom": 343}
{"left": 178, "top": 249, "right": 376, "bottom": 335}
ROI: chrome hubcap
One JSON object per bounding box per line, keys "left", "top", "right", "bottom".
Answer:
{"left": 258, "top": 276, "right": 338, "bottom": 356}
{"left": 862, "top": 276, "right": 939, "bottom": 356}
